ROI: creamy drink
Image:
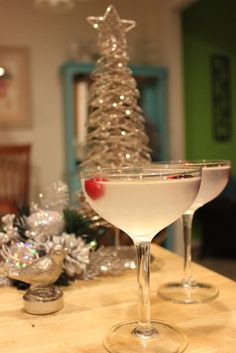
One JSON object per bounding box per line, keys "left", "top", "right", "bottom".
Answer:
{"left": 83, "top": 176, "right": 201, "bottom": 242}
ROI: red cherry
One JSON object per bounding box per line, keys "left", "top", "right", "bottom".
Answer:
{"left": 85, "top": 178, "right": 107, "bottom": 200}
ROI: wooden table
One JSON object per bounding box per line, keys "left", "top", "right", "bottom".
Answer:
{"left": 0, "top": 244, "right": 235, "bottom": 353}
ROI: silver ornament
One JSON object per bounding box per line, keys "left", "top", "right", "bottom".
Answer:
{"left": 0, "top": 214, "right": 19, "bottom": 245}
{"left": 4, "top": 241, "right": 39, "bottom": 269}
{"left": 27, "top": 209, "right": 64, "bottom": 241}
{"left": 39, "top": 181, "right": 69, "bottom": 213}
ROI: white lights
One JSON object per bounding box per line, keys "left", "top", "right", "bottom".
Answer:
{"left": 34, "top": 0, "right": 95, "bottom": 13}
{"left": 34, "top": 0, "right": 75, "bottom": 12}
{"left": 0, "top": 67, "right": 6, "bottom": 77}
{"left": 111, "top": 44, "right": 117, "bottom": 52}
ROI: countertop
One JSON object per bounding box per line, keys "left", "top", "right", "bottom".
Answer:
{"left": 0, "top": 244, "right": 235, "bottom": 353}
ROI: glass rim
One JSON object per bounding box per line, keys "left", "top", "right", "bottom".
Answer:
{"left": 154, "top": 159, "right": 231, "bottom": 167}
{"left": 79, "top": 164, "right": 202, "bottom": 179}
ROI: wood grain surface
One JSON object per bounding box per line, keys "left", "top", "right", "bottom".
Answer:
{"left": 0, "top": 244, "right": 235, "bottom": 353}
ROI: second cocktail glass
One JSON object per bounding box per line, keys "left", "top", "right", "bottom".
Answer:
{"left": 80, "top": 165, "right": 201, "bottom": 353}
{"left": 158, "top": 160, "right": 231, "bottom": 304}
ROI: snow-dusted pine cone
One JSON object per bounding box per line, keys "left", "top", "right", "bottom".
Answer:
{"left": 38, "top": 233, "right": 91, "bottom": 278}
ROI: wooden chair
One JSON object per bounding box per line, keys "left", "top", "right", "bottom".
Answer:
{"left": 0, "top": 144, "right": 31, "bottom": 215}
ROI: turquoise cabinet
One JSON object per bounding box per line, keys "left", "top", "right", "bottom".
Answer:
{"left": 61, "top": 61, "right": 168, "bottom": 195}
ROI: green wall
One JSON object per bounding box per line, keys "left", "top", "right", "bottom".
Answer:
{"left": 183, "top": 0, "right": 236, "bottom": 175}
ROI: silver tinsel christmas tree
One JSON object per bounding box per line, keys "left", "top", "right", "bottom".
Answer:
{"left": 79, "top": 5, "right": 152, "bottom": 228}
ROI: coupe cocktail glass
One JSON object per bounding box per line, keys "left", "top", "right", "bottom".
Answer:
{"left": 158, "top": 160, "right": 231, "bottom": 304}
{"left": 80, "top": 165, "right": 201, "bottom": 353}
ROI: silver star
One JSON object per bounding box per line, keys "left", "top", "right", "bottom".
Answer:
{"left": 87, "top": 5, "right": 135, "bottom": 50}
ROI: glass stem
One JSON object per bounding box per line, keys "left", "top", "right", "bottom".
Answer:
{"left": 182, "top": 212, "right": 194, "bottom": 284}
{"left": 133, "top": 241, "right": 156, "bottom": 337}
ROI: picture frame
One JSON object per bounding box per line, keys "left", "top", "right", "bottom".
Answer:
{"left": 0, "top": 46, "right": 31, "bottom": 127}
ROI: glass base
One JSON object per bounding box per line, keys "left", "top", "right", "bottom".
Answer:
{"left": 104, "top": 320, "right": 188, "bottom": 353}
{"left": 158, "top": 280, "right": 219, "bottom": 304}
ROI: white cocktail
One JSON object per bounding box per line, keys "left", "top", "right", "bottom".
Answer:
{"left": 81, "top": 165, "right": 201, "bottom": 353}
{"left": 158, "top": 160, "right": 231, "bottom": 304}
{"left": 84, "top": 176, "right": 201, "bottom": 241}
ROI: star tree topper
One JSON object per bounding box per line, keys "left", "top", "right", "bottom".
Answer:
{"left": 87, "top": 5, "right": 136, "bottom": 52}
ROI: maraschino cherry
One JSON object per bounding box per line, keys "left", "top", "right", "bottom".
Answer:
{"left": 85, "top": 178, "right": 107, "bottom": 200}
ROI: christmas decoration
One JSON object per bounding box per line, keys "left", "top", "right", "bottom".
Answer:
{"left": 0, "top": 215, "right": 23, "bottom": 265}
{"left": 86, "top": 246, "right": 135, "bottom": 277}
{"left": 63, "top": 208, "right": 92, "bottom": 239}
{"left": 7, "top": 245, "right": 66, "bottom": 314}
{"left": 39, "top": 233, "right": 90, "bottom": 278}
{"left": 39, "top": 181, "right": 69, "bottom": 213}
{"left": 27, "top": 209, "right": 64, "bottom": 242}
{"left": 0, "top": 181, "right": 101, "bottom": 288}
{"left": 0, "top": 178, "right": 138, "bottom": 290}
{"left": 0, "top": 6, "right": 160, "bottom": 290}
{"left": 78, "top": 5, "right": 152, "bottom": 229}
{"left": 0, "top": 214, "right": 19, "bottom": 246}
{"left": 5, "top": 242, "right": 38, "bottom": 270}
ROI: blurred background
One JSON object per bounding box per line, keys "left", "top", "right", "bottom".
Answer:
{"left": 0, "top": 0, "right": 235, "bottom": 278}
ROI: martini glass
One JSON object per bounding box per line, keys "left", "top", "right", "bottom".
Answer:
{"left": 158, "top": 160, "right": 231, "bottom": 304}
{"left": 80, "top": 165, "right": 201, "bottom": 353}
